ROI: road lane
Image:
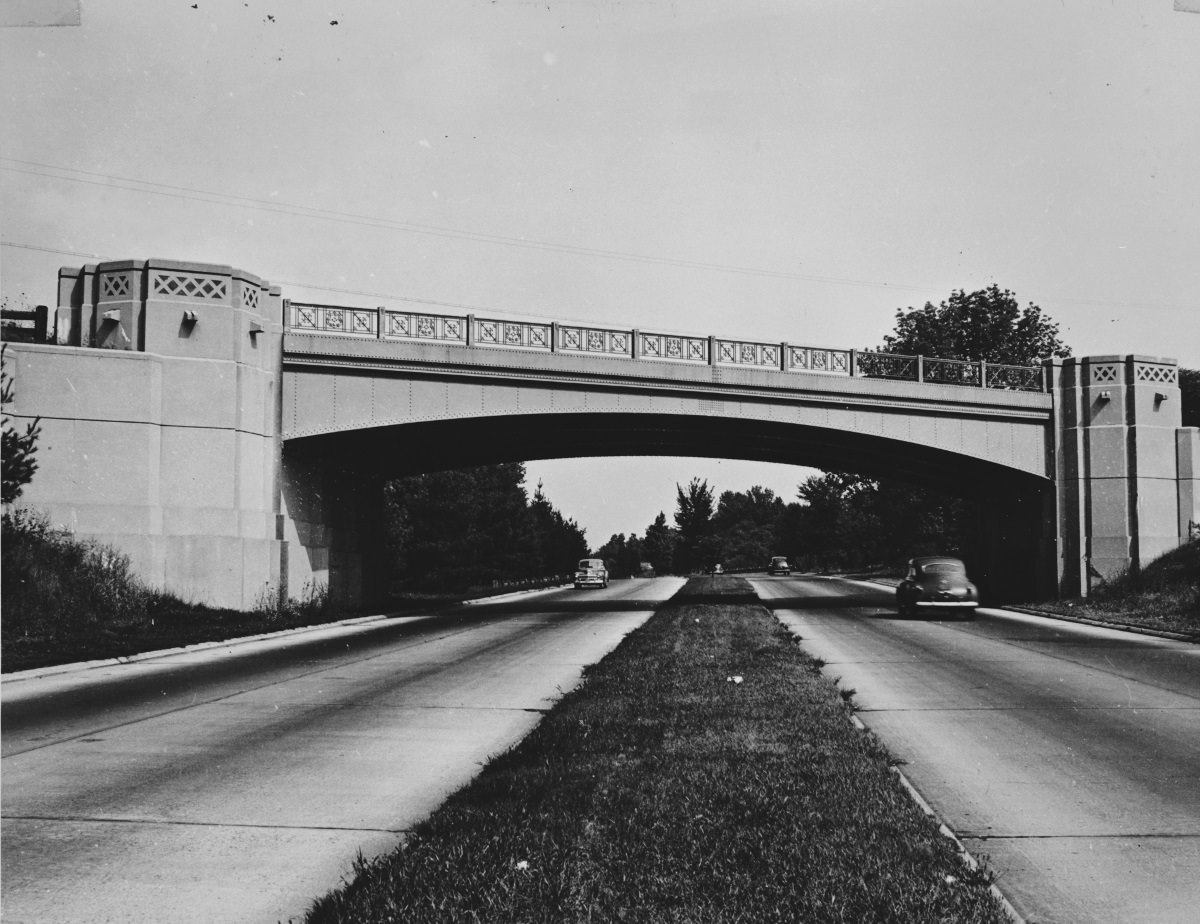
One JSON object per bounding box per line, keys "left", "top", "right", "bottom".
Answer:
{"left": 750, "top": 574, "right": 1200, "bottom": 924}
{"left": 1, "top": 577, "right": 685, "bottom": 924}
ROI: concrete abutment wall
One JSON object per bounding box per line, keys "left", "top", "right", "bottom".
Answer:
{"left": 7, "top": 259, "right": 286, "bottom": 610}
{"left": 1050, "top": 355, "right": 1198, "bottom": 596}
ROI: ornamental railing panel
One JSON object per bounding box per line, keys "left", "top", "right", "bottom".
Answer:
{"left": 924, "top": 356, "right": 981, "bottom": 387}
{"left": 857, "top": 351, "right": 919, "bottom": 381}
{"left": 292, "top": 303, "right": 379, "bottom": 338}
{"left": 715, "top": 339, "right": 781, "bottom": 369}
{"left": 558, "top": 325, "right": 632, "bottom": 357}
{"left": 985, "top": 362, "right": 1044, "bottom": 392}
{"left": 384, "top": 311, "right": 466, "bottom": 343}
{"left": 785, "top": 345, "right": 851, "bottom": 375}
{"left": 639, "top": 332, "right": 708, "bottom": 363}
{"left": 476, "top": 317, "right": 551, "bottom": 350}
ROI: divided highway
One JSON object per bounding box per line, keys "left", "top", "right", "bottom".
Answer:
{"left": 750, "top": 574, "right": 1200, "bottom": 924}
{"left": 1, "top": 578, "right": 685, "bottom": 924}
{"left": 5, "top": 573, "right": 1197, "bottom": 924}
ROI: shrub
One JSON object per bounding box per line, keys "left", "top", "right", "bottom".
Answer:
{"left": 2, "top": 509, "right": 153, "bottom": 634}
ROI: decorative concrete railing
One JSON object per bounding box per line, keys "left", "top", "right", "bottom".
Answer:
{"left": 287, "top": 302, "right": 1047, "bottom": 392}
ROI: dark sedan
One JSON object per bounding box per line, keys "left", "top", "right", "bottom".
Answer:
{"left": 896, "top": 556, "right": 979, "bottom": 617}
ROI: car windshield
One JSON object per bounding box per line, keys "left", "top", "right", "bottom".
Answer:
{"left": 921, "top": 561, "right": 964, "bottom": 574}
{"left": 578, "top": 559, "right": 603, "bottom": 570}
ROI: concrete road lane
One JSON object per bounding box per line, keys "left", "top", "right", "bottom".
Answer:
{"left": 750, "top": 574, "right": 1200, "bottom": 924}
{"left": 1, "top": 577, "right": 685, "bottom": 924}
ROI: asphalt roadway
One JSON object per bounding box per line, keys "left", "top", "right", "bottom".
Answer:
{"left": 749, "top": 574, "right": 1200, "bottom": 924}
{"left": 1, "top": 577, "right": 685, "bottom": 924}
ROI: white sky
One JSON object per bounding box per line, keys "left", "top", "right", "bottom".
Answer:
{"left": 2, "top": 1, "right": 1198, "bottom": 547}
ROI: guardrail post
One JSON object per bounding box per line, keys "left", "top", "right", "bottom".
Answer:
{"left": 632, "top": 329, "right": 641, "bottom": 359}
{"left": 375, "top": 307, "right": 384, "bottom": 339}
{"left": 708, "top": 336, "right": 716, "bottom": 366}
{"left": 916, "top": 355, "right": 924, "bottom": 383}
{"left": 466, "top": 314, "right": 475, "bottom": 347}
{"left": 779, "top": 341, "right": 787, "bottom": 371}
{"left": 849, "top": 349, "right": 858, "bottom": 377}
{"left": 979, "top": 359, "right": 987, "bottom": 388}
{"left": 551, "top": 322, "right": 559, "bottom": 352}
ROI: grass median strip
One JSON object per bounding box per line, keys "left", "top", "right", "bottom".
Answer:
{"left": 304, "top": 577, "right": 1011, "bottom": 923}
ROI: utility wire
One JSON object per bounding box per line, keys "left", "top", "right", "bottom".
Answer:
{"left": 3, "top": 238, "right": 1190, "bottom": 325}
{"left": 3, "top": 158, "right": 1193, "bottom": 316}
{"left": 0, "top": 157, "right": 926, "bottom": 290}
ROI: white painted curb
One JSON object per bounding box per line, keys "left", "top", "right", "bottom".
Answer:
{"left": 849, "top": 713, "right": 1027, "bottom": 923}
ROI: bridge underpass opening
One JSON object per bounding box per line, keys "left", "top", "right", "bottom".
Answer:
{"left": 280, "top": 412, "right": 1054, "bottom": 608}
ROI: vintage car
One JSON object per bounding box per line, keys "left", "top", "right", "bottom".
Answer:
{"left": 896, "top": 556, "right": 979, "bottom": 617}
{"left": 767, "top": 556, "right": 791, "bottom": 576}
{"left": 574, "top": 557, "right": 609, "bottom": 589}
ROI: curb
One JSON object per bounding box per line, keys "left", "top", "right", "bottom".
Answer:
{"left": 849, "top": 715, "right": 1027, "bottom": 924}
{"left": 0, "top": 612, "right": 403, "bottom": 683}
{"left": 2, "top": 583, "right": 577, "bottom": 684}
{"left": 459, "top": 583, "right": 571, "bottom": 605}
{"left": 999, "top": 605, "right": 1198, "bottom": 642}
{"left": 859, "top": 578, "right": 1195, "bottom": 643}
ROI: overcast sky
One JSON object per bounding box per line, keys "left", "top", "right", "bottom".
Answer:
{"left": 3, "top": 1, "right": 1197, "bottom": 547}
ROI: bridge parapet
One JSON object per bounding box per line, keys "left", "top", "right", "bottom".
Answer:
{"left": 287, "top": 301, "right": 1047, "bottom": 393}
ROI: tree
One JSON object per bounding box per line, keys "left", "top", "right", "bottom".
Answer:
{"left": 1180, "top": 368, "right": 1199, "bottom": 429}
{"left": 877, "top": 284, "right": 1071, "bottom": 364}
{"left": 594, "top": 532, "right": 645, "bottom": 578}
{"left": 710, "top": 486, "right": 785, "bottom": 569}
{"left": 792, "top": 472, "right": 883, "bottom": 571}
{"left": 673, "top": 477, "right": 716, "bottom": 573}
{"left": 2, "top": 345, "right": 42, "bottom": 505}
{"left": 528, "top": 480, "right": 589, "bottom": 576}
{"left": 641, "top": 511, "right": 677, "bottom": 575}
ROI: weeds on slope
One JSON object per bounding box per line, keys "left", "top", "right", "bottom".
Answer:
{"left": 1, "top": 509, "right": 339, "bottom": 671}
{"left": 304, "top": 577, "right": 1010, "bottom": 924}
{"left": 1030, "top": 539, "right": 1199, "bottom": 638}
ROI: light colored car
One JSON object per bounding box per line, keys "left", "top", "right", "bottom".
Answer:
{"left": 574, "top": 558, "right": 609, "bottom": 589}
{"left": 896, "top": 556, "right": 979, "bottom": 618}
{"left": 767, "top": 556, "right": 791, "bottom": 576}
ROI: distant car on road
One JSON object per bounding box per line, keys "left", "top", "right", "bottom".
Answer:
{"left": 767, "top": 556, "right": 791, "bottom": 576}
{"left": 896, "top": 556, "right": 979, "bottom": 618}
{"left": 709, "top": 563, "right": 724, "bottom": 574}
{"left": 574, "top": 558, "right": 609, "bottom": 589}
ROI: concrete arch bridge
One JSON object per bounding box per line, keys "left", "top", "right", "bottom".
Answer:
{"left": 5, "top": 259, "right": 1196, "bottom": 609}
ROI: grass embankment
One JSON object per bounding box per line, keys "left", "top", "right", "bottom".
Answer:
{"left": 0, "top": 510, "right": 565, "bottom": 674}
{"left": 304, "top": 577, "right": 1009, "bottom": 924}
{"left": 1027, "top": 539, "right": 1199, "bottom": 638}
{"left": 0, "top": 510, "right": 351, "bottom": 673}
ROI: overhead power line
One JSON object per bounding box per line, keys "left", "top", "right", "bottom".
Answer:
{"left": 2, "top": 238, "right": 1193, "bottom": 323}
{"left": 0, "top": 156, "right": 932, "bottom": 290}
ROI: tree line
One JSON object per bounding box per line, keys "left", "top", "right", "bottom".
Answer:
{"left": 383, "top": 463, "right": 589, "bottom": 592}
{"left": 594, "top": 475, "right": 966, "bottom": 578}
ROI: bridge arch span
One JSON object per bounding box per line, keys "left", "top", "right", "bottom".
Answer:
{"left": 285, "top": 410, "right": 1049, "bottom": 499}
{"left": 7, "top": 259, "right": 1193, "bottom": 610}
{"left": 280, "top": 409, "right": 1055, "bottom": 607}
